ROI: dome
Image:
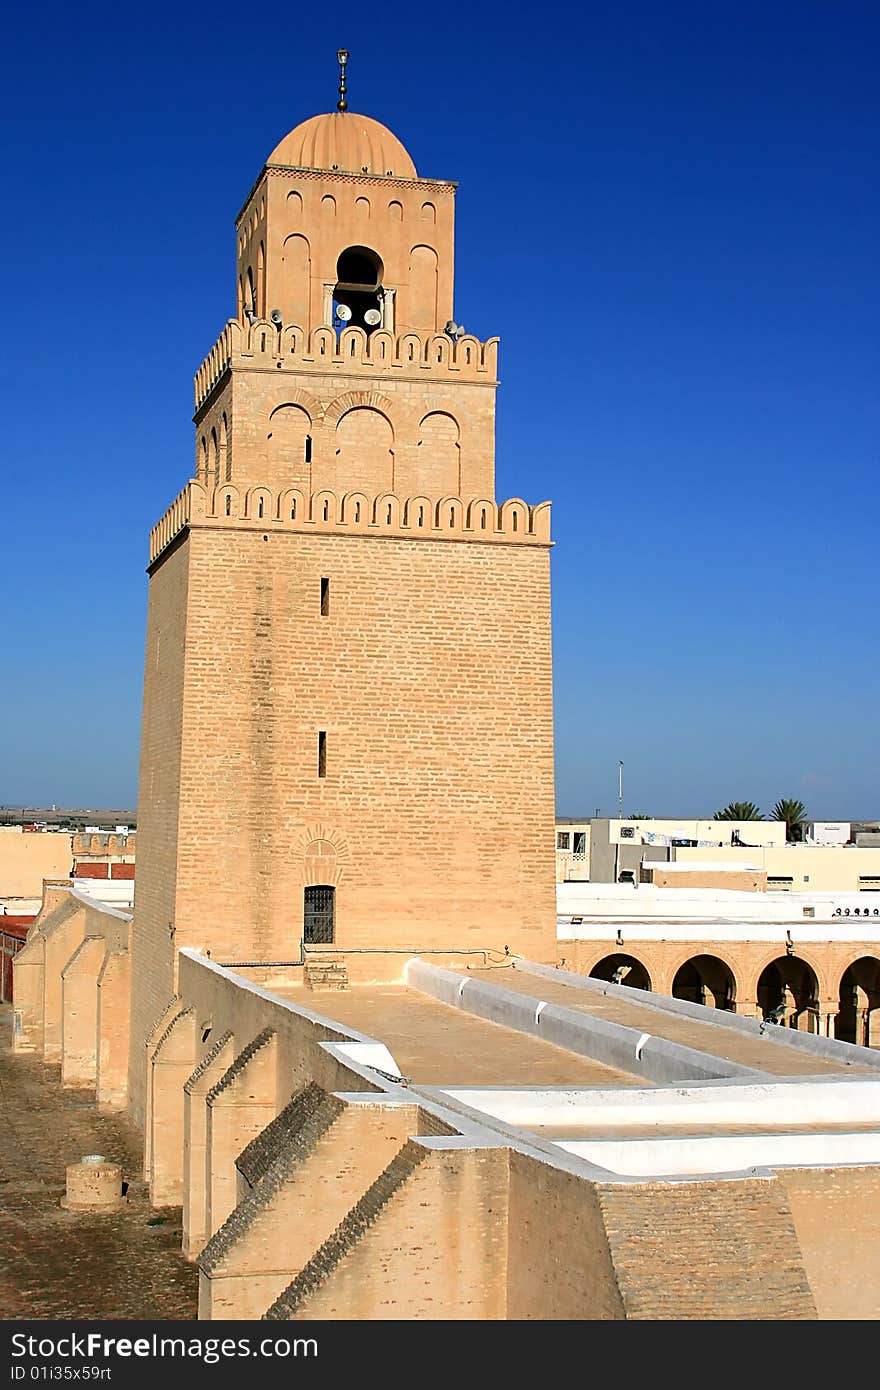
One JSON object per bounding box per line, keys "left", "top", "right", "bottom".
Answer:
{"left": 267, "top": 112, "right": 417, "bottom": 179}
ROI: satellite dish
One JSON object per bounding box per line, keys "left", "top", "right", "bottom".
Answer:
{"left": 336, "top": 303, "right": 352, "bottom": 322}
{"left": 364, "top": 308, "right": 382, "bottom": 326}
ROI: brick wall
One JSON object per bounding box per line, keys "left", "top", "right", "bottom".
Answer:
{"left": 205, "top": 365, "right": 496, "bottom": 501}
{"left": 780, "top": 1166, "right": 880, "bottom": 1319}
{"left": 507, "top": 1151, "right": 624, "bottom": 1319}
{"left": 267, "top": 1143, "right": 508, "bottom": 1320}
{"left": 134, "top": 525, "right": 555, "bottom": 991}
{"left": 129, "top": 541, "right": 190, "bottom": 1126}
{"left": 597, "top": 1176, "right": 815, "bottom": 1319}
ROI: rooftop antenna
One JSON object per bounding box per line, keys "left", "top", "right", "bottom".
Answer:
{"left": 337, "top": 48, "right": 349, "bottom": 112}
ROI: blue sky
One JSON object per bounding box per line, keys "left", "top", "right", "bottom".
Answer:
{"left": 0, "top": 1, "right": 877, "bottom": 818}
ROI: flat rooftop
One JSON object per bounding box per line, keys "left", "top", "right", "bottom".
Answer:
{"left": 465, "top": 965, "right": 871, "bottom": 1077}
{"left": 269, "top": 983, "right": 643, "bottom": 1087}
{"left": 260, "top": 957, "right": 880, "bottom": 1182}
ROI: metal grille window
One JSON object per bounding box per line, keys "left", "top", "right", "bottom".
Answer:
{"left": 304, "top": 885, "right": 335, "bottom": 944}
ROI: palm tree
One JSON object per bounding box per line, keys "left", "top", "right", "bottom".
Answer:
{"left": 772, "top": 798, "right": 808, "bottom": 842}
{"left": 714, "top": 801, "right": 764, "bottom": 821}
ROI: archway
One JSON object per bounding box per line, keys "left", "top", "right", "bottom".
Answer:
{"left": 672, "top": 955, "right": 736, "bottom": 1011}
{"left": 757, "top": 955, "right": 820, "bottom": 1032}
{"left": 334, "top": 246, "right": 384, "bottom": 333}
{"left": 836, "top": 956, "right": 880, "bottom": 1046}
{"left": 589, "top": 953, "right": 651, "bottom": 991}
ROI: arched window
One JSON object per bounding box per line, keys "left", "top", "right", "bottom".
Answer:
{"left": 334, "top": 246, "right": 384, "bottom": 334}
{"left": 304, "top": 885, "right": 335, "bottom": 944}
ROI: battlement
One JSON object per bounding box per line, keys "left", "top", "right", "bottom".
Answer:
{"left": 149, "top": 480, "right": 551, "bottom": 566}
{"left": 72, "top": 832, "right": 135, "bottom": 856}
{"left": 194, "top": 320, "right": 499, "bottom": 412}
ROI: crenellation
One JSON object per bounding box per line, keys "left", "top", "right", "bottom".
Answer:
{"left": 149, "top": 483, "right": 552, "bottom": 566}
{"left": 194, "top": 322, "right": 499, "bottom": 412}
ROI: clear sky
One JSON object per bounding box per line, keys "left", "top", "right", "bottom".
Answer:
{"left": 1, "top": 1, "right": 877, "bottom": 819}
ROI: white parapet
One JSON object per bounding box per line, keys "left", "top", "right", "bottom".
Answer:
{"left": 558, "top": 1131, "right": 880, "bottom": 1177}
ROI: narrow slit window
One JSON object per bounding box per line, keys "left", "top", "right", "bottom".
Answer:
{"left": 258, "top": 497, "right": 264, "bottom": 518}
{"left": 320, "top": 577, "right": 330, "bottom": 616}
{"left": 304, "top": 435, "right": 312, "bottom": 463}
{"left": 318, "top": 730, "right": 327, "bottom": 778}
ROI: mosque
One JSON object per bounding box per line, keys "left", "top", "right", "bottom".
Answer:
{"left": 12, "top": 56, "right": 880, "bottom": 1320}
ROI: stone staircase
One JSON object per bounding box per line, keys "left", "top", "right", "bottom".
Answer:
{"left": 303, "top": 955, "right": 349, "bottom": 991}
{"left": 597, "top": 1175, "right": 816, "bottom": 1320}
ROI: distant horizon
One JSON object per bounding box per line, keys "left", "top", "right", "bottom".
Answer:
{"left": 3, "top": 803, "right": 876, "bottom": 826}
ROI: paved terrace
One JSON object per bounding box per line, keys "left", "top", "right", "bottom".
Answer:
{"left": 466, "top": 964, "right": 872, "bottom": 1077}
{"left": 269, "top": 983, "right": 644, "bottom": 1087}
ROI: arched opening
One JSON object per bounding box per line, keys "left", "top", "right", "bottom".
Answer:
{"left": 589, "top": 953, "right": 651, "bottom": 991}
{"left": 757, "top": 956, "right": 820, "bottom": 1032}
{"left": 672, "top": 955, "right": 736, "bottom": 1011}
{"left": 334, "top": 246, "right": 383, "bottom": 334}
{"left": 836, "top": 956, "right": 880, "bottom": 1046}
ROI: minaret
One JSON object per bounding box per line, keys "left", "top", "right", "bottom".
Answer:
{"left": 130, "top": 61, "right": 556, "bottom": 1122}
{"left": 197, "top": 55, "right": 494, "bottom": 503}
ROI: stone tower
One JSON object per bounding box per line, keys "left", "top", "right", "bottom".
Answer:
{"left": 130, "top": 96, "right": 556, "bottom": 1119}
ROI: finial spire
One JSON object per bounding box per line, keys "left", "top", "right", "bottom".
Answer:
{"left": 336, "top": 48, "right": 349, "bottom": 112}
